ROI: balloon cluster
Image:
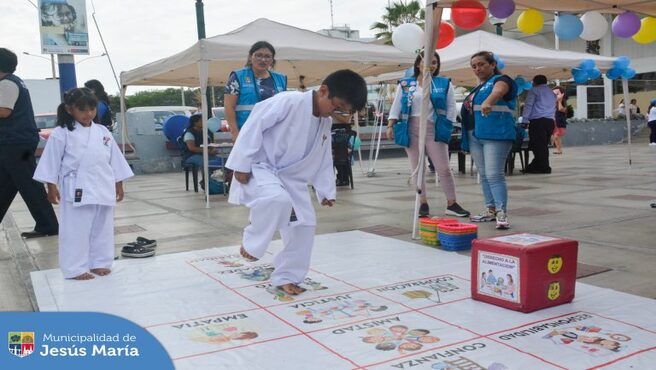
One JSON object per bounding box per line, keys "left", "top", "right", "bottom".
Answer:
{"left": 514, "top": 76, "right": 533, "bottom": 94}
{"left": 605, "top": 56, "right": 636, "bottom": 80}
{"left": 571, "top": 59, "right": 602, "bottom": 84}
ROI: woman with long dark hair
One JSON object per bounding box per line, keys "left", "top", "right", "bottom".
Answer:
{"left": 84, "top": 79, "right": 113, "bottom": 130}
{"left": 224, "top": 41, "right": 287, "bottom": 142}
{"left": 552, "top": 86, "right": 568, "bottom": 154}
{"left": 386, "top": 51, "right": 469, "bottom": 218}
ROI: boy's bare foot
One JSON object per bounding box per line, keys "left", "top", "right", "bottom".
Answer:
{"left": 276, "top": 283, "right": 306, "bottom": 295}
{"left": 72, "top": 272, "right": 95, "bottom": 280}
{"left": 240, "top": 245, "right": 258, "bottom": 262}
{"left": 90, "top": 268, "right": 111, "bottom": 276}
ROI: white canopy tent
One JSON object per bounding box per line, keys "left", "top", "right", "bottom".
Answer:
{"left": 366, "top": 30, "right": 618, "bottom": 86}
{"left": 407, "top": 0, "right": 647, "bottom": 239}
{"left": 119, "top": 18, "right": 415, "bottom": 206}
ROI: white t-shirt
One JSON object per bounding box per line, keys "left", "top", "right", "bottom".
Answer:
{"left": 649, "top": 106, "right": 656, "bottom": 122}
{"left": 0, "top": 79, "right": 19, "bottom": 110}
{"left": 388, "top": 81, "right": 456, "bottom": 123}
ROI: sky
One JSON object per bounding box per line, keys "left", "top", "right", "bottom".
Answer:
{"left": 2, "top": 0, "right": 396, "bottom": 95}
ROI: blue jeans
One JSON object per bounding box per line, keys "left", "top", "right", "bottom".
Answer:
{"left": 467, "top": 131, "right": 512, "bottom": 211}
{"left": 183, "top": 154, "right": 223, "bottom": 168}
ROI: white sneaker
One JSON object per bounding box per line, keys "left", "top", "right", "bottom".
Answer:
{"left": 649, "top": 143, "right": 656, "bottom": 146}
{"left": 495, "top": 210, "right": 510, "bottom": 230}
{"left": 470, "top": 208, "right": 496, "bottom": 222}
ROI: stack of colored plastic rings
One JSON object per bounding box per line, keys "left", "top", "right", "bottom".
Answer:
{"left": 438, "top": 223, "right": 478, "bottom": 251}
{"left": 419, "top": 217, "right": 457, "bottom": 246}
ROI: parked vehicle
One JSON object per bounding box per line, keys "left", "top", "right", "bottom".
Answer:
{"left": 126, "top": 106, "right": 198, "bottom": 131}
{"left": 34, "top": 113, "right": 57, "bottom": 157}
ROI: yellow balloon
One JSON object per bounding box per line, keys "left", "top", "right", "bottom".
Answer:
{"left": 517, "top": 9, "right": 544, "bottom": 34}
{"left": 632, "top": 17, "right": 656, "bottom": 44}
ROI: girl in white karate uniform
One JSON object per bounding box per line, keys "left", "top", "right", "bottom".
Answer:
{"left": 227, "top": 70, "right": 368, "bottom": 296}
{"left": 34, "top": 88, "right": 133, "bottom": 280}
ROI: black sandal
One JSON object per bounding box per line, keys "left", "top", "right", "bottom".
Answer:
{"left": 126, "top": 236, "right": 157, "bottom": 249}
{"left": 121, "top": 245, "right": 156, "bottom": 258}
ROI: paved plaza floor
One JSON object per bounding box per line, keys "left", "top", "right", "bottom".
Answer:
{"left": 2, "top": 139, "right": 654, "bottom": 311}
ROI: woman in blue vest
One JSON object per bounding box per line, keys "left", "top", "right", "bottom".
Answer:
{"left": 224, "top": 41, "right": 287, "bottom": 142}
{"left": 84, "top": 79, "right": 113, "bottom": 130}
{"left": 460, "top": 51, "right": 518, "bottom": 230}
{"left": 386, "top": 51, "right": 470, "bottom": 218}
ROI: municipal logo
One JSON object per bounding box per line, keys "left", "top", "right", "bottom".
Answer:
{"left": 8, "top": 331, "right": 35, "bottom": 358}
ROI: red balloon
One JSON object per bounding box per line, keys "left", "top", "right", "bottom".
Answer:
{"left": 436, "top": 21, "right": 456, "bottom": 49}
{"left": 451, "top": 0, "right": 487, "bottom": 30}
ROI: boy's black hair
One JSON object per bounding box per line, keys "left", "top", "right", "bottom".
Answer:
{"left": 0, "top": 48, "right": 18, "bottom": 74}
{"left": 189, "top": 113, "right": 203, "bottom": 127}
{"left": 57, "top": 87, "right": 98, "bottom": 131}
{"left": 322, "top": 69, "right": 367, "bottom": 112}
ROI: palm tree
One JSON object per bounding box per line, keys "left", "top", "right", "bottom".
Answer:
{"left": 371, "top": 0, "right": 425, "bottom": 44}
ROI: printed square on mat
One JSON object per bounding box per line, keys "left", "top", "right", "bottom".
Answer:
{"left": 147, "top": 309, "right": 298, "bottom": 360}
{"left": 367, "top": 338, "right": 563, "bottom": 369}
{"left": 235, "top": 271, "right": 354, "bottom": 307}
{"left": 308, "top": 311, "right": 476, "bottom": 367}
{"left": 267, "top": 290, "right": 408, "bottom": 333}
{"left": 493, "top": 312, "right": 656, "bottom": 369}
{"left": 370, "top": 275, "right": 470, "bottom": 310}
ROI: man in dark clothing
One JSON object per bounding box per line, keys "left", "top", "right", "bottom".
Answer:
{"left": 522, "top": 75, "right": 556, "bottom": 174}
{"left": 0, "top": 48, "right": 58, "bottom": 238}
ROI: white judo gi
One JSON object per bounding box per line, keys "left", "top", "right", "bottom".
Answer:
{"left": 226, "top": 90, "right": 336, "bottom": 287}
{"left": 34, "top": 122, "right": 133, "bottom": 278}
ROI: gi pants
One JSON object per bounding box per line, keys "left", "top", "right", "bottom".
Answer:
{"left": 59, "top": 200, "right": 114, "bottom": 278}
{"left": 241, "top": 183, "right": 315, "bottom": 287}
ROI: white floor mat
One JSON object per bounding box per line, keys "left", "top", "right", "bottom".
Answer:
{"left": 31, "top": 231, "right": 656, "bottom": 369}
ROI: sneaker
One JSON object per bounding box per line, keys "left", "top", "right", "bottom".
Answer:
{"left": 650, "top": 143, "right": 656, "bottom": 146}
{"left": 470, "top": 208, "right": 496, "bottom": 222}
{"left": 495, "top": 210, "right": 510, "bottom": 230}
{"left": 121, "top": 245, "right": 156, "bottom": 258}
{"left": 419, "top": 203, "right": 430, "bottom": 217}
{"left": 445, "top": 202, "right": 470, "bottom": 217}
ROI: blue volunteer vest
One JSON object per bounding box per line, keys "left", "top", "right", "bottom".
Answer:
{"left": 398, "top": 76, "right": 453, "bottom": 143}
{"left": 234, "top": 67, "right": 287, "bottom": 129}
{"left": 0, "top": 74, "right": 39, "bottom": 145}
{"left": 461, "top": 74, "right": 517, "bottom": 151}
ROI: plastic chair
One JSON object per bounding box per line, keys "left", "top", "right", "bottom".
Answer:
{"left": 331, "top": 128, "right": 357, "bottom": 189}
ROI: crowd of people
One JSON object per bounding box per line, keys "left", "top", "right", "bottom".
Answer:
{"left": 2, "top": 40, "right": 654, "bottom": 294}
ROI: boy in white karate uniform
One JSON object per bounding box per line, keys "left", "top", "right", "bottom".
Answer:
{"left": 227, "top": 70, "right": 367, "bottom": 295}
{"left": 34, "top": 88, "right": 133, "bottom": 280}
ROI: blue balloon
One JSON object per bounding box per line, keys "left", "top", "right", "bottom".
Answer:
{"left": 572, "top": 67, "right": 588, "bottom": 82}
{"left": 555, "top": 14, "right": 584, "bottom": 40}
{"left": 524, "top": 81, "right": 533, "bottom": 90}
{"left": 404, "top": 67, "right": 414, "bottom": 77}
{"left": 515, "top": 76, "right": 526, "bottom": 86}
{"left": 606, "top": 68, "right": 621, "bottom": 80}
{"left": 587, "top": 68, "right": 601, "bottom": 80}
{"left": 497, "top": 60, "right": 505, "bottom": 70}
{"left": 579, "top": 59, "right": 596, "bottom": 71}
{"left": 207, "top": 117, "right": 221, "bottom": 132}
{"left": 613, "top": 56, "right": 630, "bottom": 69}
{"left": 622, "top": 68, "right": 636, "bottom": 79}
{"left": 574, "top": 74, "right": 589, "bottom": 84}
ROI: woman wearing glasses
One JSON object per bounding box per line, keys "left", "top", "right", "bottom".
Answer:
{"left": 386, "top": 51, "right": 470, "bottom": 218}
{"left": 224, "top": 41, "right": 287, "bottom": 142}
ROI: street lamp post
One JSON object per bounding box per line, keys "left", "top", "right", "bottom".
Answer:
{"left": 22, "top": 52, "right": 57, "bottom": 79}
{"left": 75, "top": 53, "right": 107, "bottom": 65}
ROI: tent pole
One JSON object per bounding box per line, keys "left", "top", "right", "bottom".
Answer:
{"left": 413, "top": 1, "right": 442, "bottom": 240}
{"left": 119, "top": 85, "right": 128, "bottom": 156}
{"left": 621, "top": 77, "right": 632, "bottom": 167}
{"left": 354, "top": 111, "right": 364, "bottom": 174}
{"left": 199, "top": 59, "right": 211, "bottom": 208}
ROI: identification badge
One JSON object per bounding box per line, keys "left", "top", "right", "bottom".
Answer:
{"left": 74, "top": 189, "right": 83, "bottom": 203}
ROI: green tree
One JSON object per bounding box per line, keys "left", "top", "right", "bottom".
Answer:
{"left": 371, "top": 0, "right": 425, "bottom": 44}
{"left": 108, "top": 87, "right": 225, "bottom": 117}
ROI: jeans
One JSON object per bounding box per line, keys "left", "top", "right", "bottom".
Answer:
{"left": 467, "top": 131, "right": 512, "bottom": 211}
{"left": 183, "top": 154, "right": 223, "bottom": 168}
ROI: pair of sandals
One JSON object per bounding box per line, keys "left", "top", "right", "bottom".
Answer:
{"left": 121, "top": 237, "right": 157, "bottom": 258}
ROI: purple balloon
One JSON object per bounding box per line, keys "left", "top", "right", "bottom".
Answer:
{"left": 612, "top": 12, "right": 641, "bottom": 38}
{"left": 489, "top": 0, "right": 515, "bottom": 19}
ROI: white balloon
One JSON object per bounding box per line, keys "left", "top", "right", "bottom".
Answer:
{"left": 580, "top": 11, "right": 608, "bottom": 41}
{"left": 392, "top": 23, "right": 424, "bottom": 53}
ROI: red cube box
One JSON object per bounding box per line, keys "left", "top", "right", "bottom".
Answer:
{"left": 471, "top": 233, "right": 578, "bottom": 313}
